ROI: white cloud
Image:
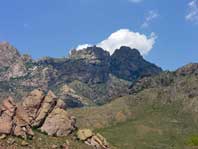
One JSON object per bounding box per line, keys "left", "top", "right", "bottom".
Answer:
{"left": 76, "top": 44, "right": 92, "bottom": 50}
{"left": 129, "top": 0, "right": 143, "bottom": 3}
{"left": 76, "top": 29, "right": 157, "bottom": 56}
{"left": 186, "top": 0, "right": 198, "bottom": 24}
{"left": 141, "top": 10, "right": 159, "bottom": 28}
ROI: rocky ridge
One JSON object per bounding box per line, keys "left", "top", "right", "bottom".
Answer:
{"left": 0, "top": 42, "right": 162, "bottom": 107}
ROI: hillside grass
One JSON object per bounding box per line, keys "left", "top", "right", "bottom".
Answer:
{"left": 69, "top": 75, "right": 198, "bottom": 149}
{"left": 98, "top": 104, "right": 197, "bottom": 149}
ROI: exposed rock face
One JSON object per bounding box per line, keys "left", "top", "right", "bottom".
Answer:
{"left": 0, "top": 97, "right": 34, "bottom": 138}
{"left": 0, "top": 42, "right": 162, "bottom": 107}
{"left": 0, "top": 89, "right": 76, "bottom": 138}
{"left": 0, "top": 97, "right": 16, "bottom": 134}
{"left": 58, "top": 84, "right": 88, "bottom": 108}
{"left": 22, "top": 89, "right": 45, "bottom": 123}
{"left": 0, "top": 42, "right": 21, "bottom": 67}
{"left": 110, "top": 46, "right": 162, "bottom": 81}
{"left": 77, "top": 129, "right": 109, "bottom": 149}
{"left": 22, "top": 89, "right": 76, "bottom": 136}
{"left": 4, "top": 60, "right": 27, "bottom": 80}
{"left": 0, "top": 42, "right": 27, "bottom": 80}
{"left": 70, "top": 46, "right": 110, "bottom": 65}
{"left": 77, "top": 129, "right": 93, "bottom": 141}
{"left": 32, "top": 90, "right": 58, "bottom": 127}
{"left": 85, "top": 133, "right": 109, "bottom": 149}
{"left": 66, "top": 46, "right": 110, "bottom": 84}
{"left": 41, "top": 108, "right": 76, "bottom": 136}
{"left": 176, "top": 63, "right": 198, "bottom": 76}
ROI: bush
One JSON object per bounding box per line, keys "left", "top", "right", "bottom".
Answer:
{"left": 187, "top": 135, "right": 198, "bottom": 146}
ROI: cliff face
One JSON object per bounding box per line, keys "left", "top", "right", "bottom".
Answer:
{"left": 110, "top": 46, "right": 162, "bottom": 81}
{"left": 0, "top": 42, "right": 27, "bottom": 80}
{"left": 0, "top": 42, "right": 162, "bottom": 107}
{"left": 0, "top": 42, "right": 21, "bottom": 67}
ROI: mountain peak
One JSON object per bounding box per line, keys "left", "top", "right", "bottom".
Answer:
{"left": 0, "top": 41, "right": 10, "bottom": 45}
{"left": 69, "top": 46, "right": 110, "bottom": 64}
{"left": 113, "top": 46, "right": 142, "bottom": 59}
{"left": 176, "top": 63, "right": 198, "bottom": 76}
{"left": 110, "top": 46, "right": 162, "bottom": 81}
{"left": 0, "top": 41, "right": 21, "bottom": 67}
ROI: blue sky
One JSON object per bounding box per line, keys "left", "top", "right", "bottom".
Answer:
{"left": 0, "top": 0, "right": 197, "bottom": 70}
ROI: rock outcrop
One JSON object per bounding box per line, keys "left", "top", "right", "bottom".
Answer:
{"left": 0, "top": 42, "right": 162, "bottom": 107}
{"left": 110, "top": 46, "right": 162, "bottom": 81}
{"left": 0, "top": 97, "right": 34, "bottom": 139}
{"left": 58, "top": 84, "right": 89, "bottom": 108}
{"left": 32, "top": 90, "right": 58, "bottom": 127}
{"left": 0, "top": 42, "right": 27, "bottom": 80}
{"left": 176, "top": 63, "right": 198, "bottom": 76}
{"left": 0, "top": 42, "right": 21, "bottom": 68}
{"left": 0, "top": 89, "right": 110, "bottom": 148}
{"left": 0, "top": 89, "right": 76, "bottom": 138}
{"left": 77, "top": 129, "right": 109, "bottom": 149}
{"left": 41, "top": 108, "right": 76, "bottom": 136}
{"left": 22, "top": 89, "right": 45, "bottom": 124}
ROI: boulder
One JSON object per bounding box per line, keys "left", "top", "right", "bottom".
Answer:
{"left": 22, "top": 89, "right": 76, "bottom": 136}
{"left": 77, "top": 129, "right": 93, "bottom": 141}
{"left": 22, "top": 89, "right": 45, "bottom": 123}
{"left": 0, "top": 89, "right": 76, "bottom": 138}
{"left": 21, "top": 140, "right": 29, "bottom": 146}
{"left": 77, "top": 129, "right": 109, "bottom": 149}
{"left": 32, "top": 90, "right": 58, "bottom": 127}
{"left": 0, "top": 97, "right": 16, "bottom": 134}
{"left": 91, "top": 133, "right": 109, "bottom": 149}
{"left": 85, "top": 134, "right": 109, "bottom": 149}
{"left": 0, "top": 97, "right": 34, "bottom": 138}
{"left": 40, "top": 108, "right": 76, "bottom": 136}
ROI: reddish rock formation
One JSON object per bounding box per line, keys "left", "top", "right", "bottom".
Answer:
{"left": 41, "top": 108, "right": 76, "bottom": 136}
{"left": 0, "top": 97, "right": 34, "bottom": 139}
{"left": 0, "top": 89, "right": 76, "bottom": 138}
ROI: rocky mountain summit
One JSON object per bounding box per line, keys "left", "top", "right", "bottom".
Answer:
{"left": 110, "top": 46, "right": 162, "bottom": 81}
{"left": 0, "top": 42, "right": 162, "bottom": 107}
{"left": 0, "top": 42, "right": 21, "bottom": 68}
{"left": 0, "top": 42, "right": 28, "bottom": 80}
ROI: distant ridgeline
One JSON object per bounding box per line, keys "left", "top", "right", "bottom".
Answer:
{"left": 0, "top": 42, "right": 162, "bottom": 107}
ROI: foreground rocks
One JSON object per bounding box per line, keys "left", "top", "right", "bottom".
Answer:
{"left": 41, "top": 108, "right": 76, "bottom": 136}
{"left": 0, "top": 97, "right": 34, "bottom": 139}
{"left": 77, "top": 129, "right": 109, "bottom": 149}
{"left": 0, "top": 89, "right": 110, "bottom": 148}
{"left": 0, "top": 89, "right": 76, "bottom": 138}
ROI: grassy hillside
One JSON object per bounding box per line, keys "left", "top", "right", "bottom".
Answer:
{"left": 69, "top": 72, "right": 198, "bottom": 149}
{"left": 98, "top": 105, "right": 197, "bottom": 149}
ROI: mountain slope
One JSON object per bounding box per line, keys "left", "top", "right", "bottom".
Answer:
{"left": 69, "top": 64, "right": 198, "bottom": 148}
{"left": 0, "top": 42, "right": 162, "bottom": 107}
{"left": 110, "top": 46, "right": 162, "bottom": 81}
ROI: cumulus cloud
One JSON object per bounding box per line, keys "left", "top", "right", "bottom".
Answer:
{"left": 76, "top": 29, "right": 157, "bottom": 56}
{"left": 141, "top": 10, "right": 159, "bottom": 28}
{"left": 186, "top": 0, "right": 198, "bottom": 24}
{"left": 76, "top": 44, "right": 92, "bottom": 50}
{"left": 129, "top": 0, "right": 143, "bottom": 3}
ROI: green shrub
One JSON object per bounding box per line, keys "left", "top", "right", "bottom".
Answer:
{"left": 187, "top": 135, "right": 198, "bottom": 146}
